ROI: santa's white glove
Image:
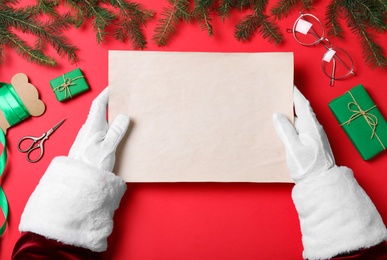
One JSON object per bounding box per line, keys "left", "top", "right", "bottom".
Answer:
{"left": 19, "top": 88, "right": 130, "bottom": 252}
{"left": 68, "top": 87, "right": 129, "bottom": 172}
{"left": 273, "top": 87, "right": 387, "bottom": 260}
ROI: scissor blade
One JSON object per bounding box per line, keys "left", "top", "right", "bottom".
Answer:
{"left": 47, "top": 118, "right": 66, "bottom": 136}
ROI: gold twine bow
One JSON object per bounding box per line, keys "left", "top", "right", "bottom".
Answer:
{"left": 340, "top": 91, "right": 385, "bottom": 149}
{"left": 53, "top": 75, "right": 84, "bottom": 99}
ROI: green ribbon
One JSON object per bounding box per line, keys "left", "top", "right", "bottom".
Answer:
{"left": 0, "top": 83, "right": 30, "bottom": 126}
{"left": 0, "top": 129, "right": 8, "bottom": 235}
{"left": 0, "top": 82, "right": 31, "bottom": 235}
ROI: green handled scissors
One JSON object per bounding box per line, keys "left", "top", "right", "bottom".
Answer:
{"left": 18, "top": 119, "right": 66, "bottom": 163}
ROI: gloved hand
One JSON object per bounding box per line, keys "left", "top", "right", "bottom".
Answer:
{"left": 68, "top": 87, "right": 130, "bottom": 172}
{"left": 19, "top": 88, "right": 129, "bottom": 252}
{"left": 273, "top": 87, "right": 387, "bottom": 259}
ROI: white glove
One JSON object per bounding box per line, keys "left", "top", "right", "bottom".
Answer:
{"left": 68, "top": 87, "right": 129, "bottom": 172}
{"left": 273, "top": 87, "right": 387, "bottom": 259}
{"left": 19, "top": 88, "right": 130, "bottom": 252}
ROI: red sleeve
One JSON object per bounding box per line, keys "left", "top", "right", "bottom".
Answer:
{"left": 12, "top": 232, "right": 103, "bottom": 260}
{"left": 332, "top": 242, "right": 387, "bottom": 260}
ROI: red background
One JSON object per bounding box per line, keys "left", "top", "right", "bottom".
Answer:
{"left": 1, "top": 1, "right": 387, "bottom": 259}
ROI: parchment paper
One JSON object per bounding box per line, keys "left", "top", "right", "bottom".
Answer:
{"left": 109, "top": 51, "right": 294, "bottom": 183}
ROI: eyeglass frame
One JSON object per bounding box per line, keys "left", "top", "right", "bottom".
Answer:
{"left": 288, "top": 13, "right": 355, "bottom": 86}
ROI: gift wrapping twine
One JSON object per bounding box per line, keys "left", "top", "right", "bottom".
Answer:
{"left": 340, "top": 90, "right": 385, "bottom": 150}
{"left": 53, "top": 74, "right": 84, "bottom": 99}
{"left": 0, "top": 82, "right": 31, "bottom": 235}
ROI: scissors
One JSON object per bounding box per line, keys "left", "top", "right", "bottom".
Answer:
{"left": 18, "top": 119, "right": 66, "bottom": 163}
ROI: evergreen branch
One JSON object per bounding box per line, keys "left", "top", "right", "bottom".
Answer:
{"left": 344, "top": 4, "right": 387, "bottom": 68}
{"left": 108, "top": 0, "right": 154, "bottom": 49}
{"left": 300, "top": 0, "right": 314, "bottom": 10}
{"left": 270, "top": 0, "right": 298, "bottom": 20}
{"left": 0, "top": 6, "right": 78, "bottom": 63}
{"left": 359, "top": 30, "right": 387, "bottom": 68}
{"left": 25, "top": 0, "right": 60, "bottom": 17}
{"left": 218, "top": 0, "right": 235, "bottom": 20}
{"left": 193, "top": 0, "right": 215, "bottom": 36}
{"left": 0, "top": 43, "right": 4, "bottom": 64}
{"left": 235, "top": 0, "right": 254, "bottom": 10}
{"left": 65, "top": 0, "right": 85, "bottom": 28}
{"left": 152, "top": 0, "right": 191, "bottom": 46}
{"left": 152, "top": 6, "right": 178, "bottom": 46}
{"left": 82, "top": 0, "right": 116, "bottom": 43}
{"left": 114, "top": 19, "right": 147, "bottom": 49}
{"left": 175, "top": 0, "right": 191, "bottom": 20}
{"left": 234, "top": 13, "right": 261, "bottom": 42}
{"left": 194, "top": 8, "right": 214, "bottom": 36}
{"left": 377, "top": 0, "right": 387, "bottom": 10}
{"left": 235, "top": 1, "right": 283, "bottom": 44}
{"left": 252, "top": 0, "right": 268, "bottom": 13}
{"left": 325, "top": 0, "right": 343, "bottom": 38}
{"left": 3, "top": 31, "right": 56, "bottom": 66}
{"left": 353, "top": 0, "right": 387, "bottom": 32}
{"left": 105, "top": 0, "right": 154, "bottom": 25}
{"left": 258, "top": 13, "right": 284, "bottom": 45}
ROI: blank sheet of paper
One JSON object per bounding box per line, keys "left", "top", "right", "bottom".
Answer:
{"left": 109, "top": 51, "right": 294, "bottom": 183}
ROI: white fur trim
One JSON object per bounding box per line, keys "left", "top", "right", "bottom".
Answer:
{"left": 19, "top": 156, "right": 127, "bottom": 252}
{"left": 293, "top": 166, "right": 387, "bottom": 259}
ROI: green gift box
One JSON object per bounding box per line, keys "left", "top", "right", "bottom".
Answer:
{"left": 50, "top": 68, "right": 89, "bottom": 102}
{"left": 329, "top": 84, "right": 387, "bottom": 160}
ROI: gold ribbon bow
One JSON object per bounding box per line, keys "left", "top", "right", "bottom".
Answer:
{"left": 340, "top": 91, "right": 385, "bottom": 149}
{"left": 53, "top": 75, "right": 84, "bottom": 99}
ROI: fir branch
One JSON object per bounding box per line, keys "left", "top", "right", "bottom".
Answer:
{"left": 152, "top": 0, "right": 191, "bottom": 46}
{"left": 235, "top": 13, "right": 261, "bottom": 42}
{"left": 377, "top": 0, "right": 387, "bottom": 10}
{"left": 325, "top": 0, "right": 343, "bottom": 38}
{"left": 253, "top": 0, "right": 268, "bottom": 12}
{"left": 193, "top": 0, "right": 215, "bottom": 36}
{"left": 0, "top": 43, "right": 4, "bottom": 65}
{"left": 258, "top": 14, "right": 284, "bottom": 45}
{"left": 194, "top": 8, "right": 214, "bottom": 36}
{"left": 25, "top": 0, "right": 60, "bottom": 17}
{"left": 114, "top": 19, "right": 147, "bottom": 49}
{"left": 2, "top": 31, "right": 56, "bottom": 66}
{"left": 271, "top": 0, "right": 314, "bottom": 19}
{"left": 218, "top": 0, "right": 235, "bottom": 20}
{"left": 108, "top": 0, "right": 154, "bottom": 49}
{"left": 270, "top": 0, "right": 298, "bottom": 20}
{"left": 300, "top": 0, "right": 314, "bottom": 10}
{"left": 102, "top": 0, "right": 154, "bottom": 25}
{"left": 65, "top": 0, "right": 85, "bottom": 28}
{"left": 234, "top": 0, "right": 254, "bottom": 10}
{"left": 235, "top": 1, "right": 283, "bottom": 44}
{"left": 353, "top": 0, "right": 387, "bottom": 32}
{"left": 359, "top": 30, "right": 387, "bottom": 68}
{"left": 83, "top": 0, "right": 117, "bottom": 43}
{"left": 0, "top": 4, "right": 78, "bottom": 65}
{"left": 342, "top": 1, "right": 387, "bottom": 68}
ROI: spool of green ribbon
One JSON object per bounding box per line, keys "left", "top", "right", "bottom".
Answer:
{"left": 0, "top": 82, "right": 31, "bottom": 236}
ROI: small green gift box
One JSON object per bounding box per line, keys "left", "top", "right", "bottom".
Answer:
{"left": 50, "top": 68, "right": 89, "bottom": 102}
{"left": 329, "top": 84, "right": 387, "bottom": 160}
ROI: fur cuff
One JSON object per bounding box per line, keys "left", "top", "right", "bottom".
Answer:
{"left": 293, "top": 166, "right": 387, "bottom": 260}
{"left": 19, "top": 156, "right": 127, "bottom": 252}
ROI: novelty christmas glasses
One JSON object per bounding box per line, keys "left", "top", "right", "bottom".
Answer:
{"left": 288, "top": 13, "right": 355, "bottom": 86}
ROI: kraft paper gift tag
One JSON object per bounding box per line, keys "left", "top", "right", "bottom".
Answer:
{"left": 109, "top": 51, "right": 294, "bottom": 183}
